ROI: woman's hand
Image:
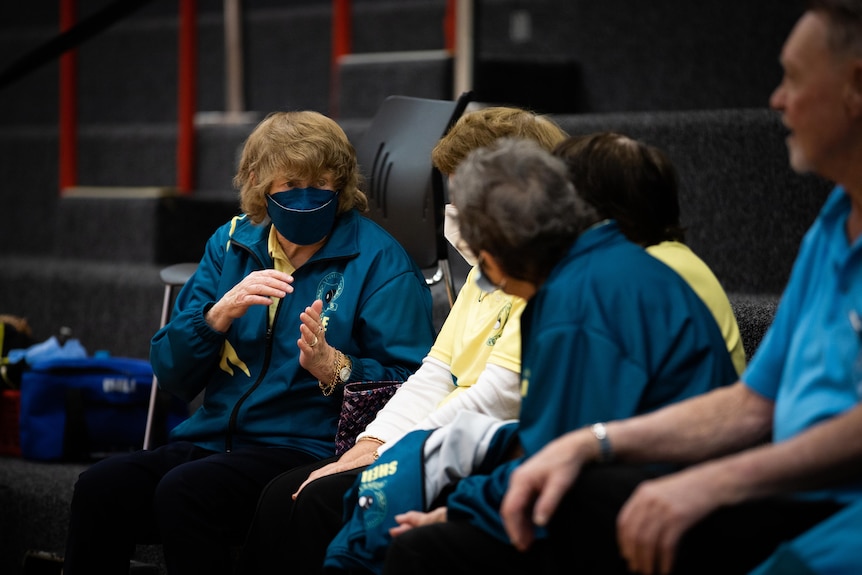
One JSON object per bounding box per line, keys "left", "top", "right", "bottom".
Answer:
{"left": 297, "top": 299, "right": 335, "bottom": 382}
{"left": 206, "top": 270, "right": 293, "bottom": 332}
{"left": 292, "top": 439, "right": 380, "bottom": 498}
{"left": 389, "top": 507, "right": 448, "bottom": 537}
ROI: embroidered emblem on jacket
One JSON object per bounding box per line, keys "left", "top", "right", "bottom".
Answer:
{"left": 318, "top": 272, "right": 345, "bottom": 312}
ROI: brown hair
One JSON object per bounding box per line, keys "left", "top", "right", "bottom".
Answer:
{"left": 431, "top": 107, "right": 568, "bottom": 175}
{"left": 234, "top": 111, "right": 367, "bottom": 224}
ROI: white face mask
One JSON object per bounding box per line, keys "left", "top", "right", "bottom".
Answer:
{"left": 443, "top": 203, "right": 478, "bottom": 267}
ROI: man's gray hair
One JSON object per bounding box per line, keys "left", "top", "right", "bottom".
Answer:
{"left": 811, "top": 0, "right": 862, "bottom": 56}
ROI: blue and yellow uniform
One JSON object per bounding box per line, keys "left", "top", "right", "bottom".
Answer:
{"left": 150, "top": 209, "right": 436, "bottom": 457}
{"left": 447, "top": 221, "right": 739, "bottom": 541}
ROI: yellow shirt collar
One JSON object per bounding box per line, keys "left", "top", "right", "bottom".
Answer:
{"left": 268, "top": 225, "right": 296, "bottom": 275}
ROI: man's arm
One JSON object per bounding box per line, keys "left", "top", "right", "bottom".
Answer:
{"left": 500, "top": 382, "right": 771, "bottom": 551}
{"left": 617, "top": 398, "right": 862, "bottom": 574}
{"left": 608, "top": 382, "right": 773, "bottom": 464}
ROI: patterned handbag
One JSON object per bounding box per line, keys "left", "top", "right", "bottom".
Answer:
{"left": 335, "top": 380, "right": 401, "bottom": 455}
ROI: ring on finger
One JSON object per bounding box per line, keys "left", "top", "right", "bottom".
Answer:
{"left": 309, "top": 334, "right": 319, "bottom": 347}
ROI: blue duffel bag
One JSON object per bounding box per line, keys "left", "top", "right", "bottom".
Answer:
{"left": 18, "top": 356, "right": 187, "bottom": 461}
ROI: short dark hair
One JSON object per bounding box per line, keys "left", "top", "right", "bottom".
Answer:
{"left": 553, "top": 132, "right": 686, "bottom": 246}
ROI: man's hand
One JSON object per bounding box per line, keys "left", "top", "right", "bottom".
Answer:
{"left": 616, "top": 464, "right": 726, "bottom": 575}
{"left": 501, "top": 430, "right": 594, "bottom": 551}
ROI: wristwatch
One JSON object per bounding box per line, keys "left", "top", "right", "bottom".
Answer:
{"left": 336, "top": 351, "right": 353, "bottom": 384}
{"left": 319, "top": 350, "right": 352, "bottom": 396}
{"left": 591, "top": 422, "right": 614, "bottom": 462}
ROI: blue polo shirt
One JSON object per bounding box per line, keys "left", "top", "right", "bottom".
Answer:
{"left": 744, "top": 187, "right": 862, "bottom": 503}
{"left": 750, "top": 498, "right": 862, "bottom": 575}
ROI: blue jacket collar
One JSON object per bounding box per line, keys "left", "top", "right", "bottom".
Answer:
{"left": 537, "top": 219, "right": 623, "bottom": 289}
{"left": 229, "top": 210, "right": 363, "bottom": 265}
{"left": 567, "top": 219, "right": 623, "bottom": 259}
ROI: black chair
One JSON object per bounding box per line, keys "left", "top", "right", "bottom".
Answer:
{"left": 357, "top": 92, "right": 472, "bottom": 307}
{"left": 143, "top": 262, "right": 198, "bottom": 450}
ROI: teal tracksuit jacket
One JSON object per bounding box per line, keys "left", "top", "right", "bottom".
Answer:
{"left": 150, "top": 209, "right": 435, "bottom": 458}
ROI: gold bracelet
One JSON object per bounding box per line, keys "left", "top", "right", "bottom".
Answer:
{"left": 357, "top": 435, "right": 386, "bottom": 445}
{"left": 318, "top": 349, "right": 337, "bottom": 396}
{"left": 319, "top": 349, "right": 351, "bottom": 396}
{"left": 318, "top": 370, "right": 337, "bottom": 396}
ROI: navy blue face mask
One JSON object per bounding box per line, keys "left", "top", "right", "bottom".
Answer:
{"left": 266, "top": 187, "right": 339, "bottom": 246}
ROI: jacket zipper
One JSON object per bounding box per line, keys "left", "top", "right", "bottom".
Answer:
{"left": 220, "top": 233, "right": 350, "bottom": 452}
{"left": 223, "top": 239, "right": 277, "bottom": 453}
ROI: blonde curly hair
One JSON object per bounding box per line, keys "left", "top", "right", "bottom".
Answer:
{"left": 431, "top": 107, "right": 568, "bottom": 175}
{"left": 234, "top": 111, "right": 368, "bottom": 224}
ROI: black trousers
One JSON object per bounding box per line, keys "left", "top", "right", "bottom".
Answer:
{"left": 235, "top": 458, "right": 364, "bottom": 575}
{"left": 62, "top": 441, "right": 318, "bottom": 575}
{"left": 383, "top": 464, "right": 844, "bottom": 575}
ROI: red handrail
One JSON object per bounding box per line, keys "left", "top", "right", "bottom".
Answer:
{"left": 177, "top": 0, "right": 197, "bottom": 194}
{"left": 331, "top": 0, "right": 352, "bottom": 68}
{"left": 59, "top": 0, "right": 78, "bottom": 192}
{"left": 331, "top": 1, "right": 458, "bottom": 58}
{"left": 445, "top": 0, "right": 456, "bottom": 52}
{"left": 58, "top": 0, "right": 197, "bottom": 195}
{"left": 329, "top": 0, "right": 458, "bottom": 116}
{"left": 59, "top": 0, "right": 455, "bottom": 193}
{"left": 330, "top": 0, "right": 351, "bottom": 117}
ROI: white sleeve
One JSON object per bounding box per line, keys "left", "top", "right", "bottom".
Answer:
{"left": 376, "top": 361, "right": 521, "bottom": 456}
{"left": 415, "top": 362, "right": 521, "bottom": 429}
{"left": 422, "top": 411, "right": 519, "bottom": 505}
{"left": 357, "top": 355, "right": 455, "bottom": 443}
